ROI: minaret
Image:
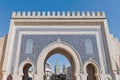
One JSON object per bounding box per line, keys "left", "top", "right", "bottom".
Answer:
{"left": 55, "top": 60, "right": 60, "bottom": 75}
{"left": 62, "top": 64, "right": 67, "bottom": 74}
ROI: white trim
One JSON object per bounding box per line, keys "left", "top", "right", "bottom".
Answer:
{"left": 19, "top": 31, "right": 98, "bottom": 35}
{"left": 15, "top": 29, "right": 100, "bottom": 75}
{"left": 37, "top": 41, "right": 81, "bottom": 80}
{"left": 13, "top": 19, "right": 105, "bottom": 23}
{"left": 96, "top": 32, "right": 106, "bottom": 74}
{"left": 2, "top": 20, "right": 16, "bottom": 73}
{"left": 15, "top": 31, "right": 101, "bottom": 75}
{"left": 16, "top": 25, "right": 101, "bottom": 29}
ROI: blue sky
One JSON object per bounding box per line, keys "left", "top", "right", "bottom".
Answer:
{"left": 0, "top": 0, "right": 120, "bottom": 72}
{"left": 0, "top": 0, "right": 120, "bottom": 38}
{"left": 47, "top": 54, "right": 70, "bottom": 73}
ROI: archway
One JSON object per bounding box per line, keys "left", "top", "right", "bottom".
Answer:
{"left": 44, "top": 49, "right": 74, "bottom": 80}
{"left": 86, "top": 64, "right": 98, "bottom": 80}
{"left": 22, "top": 63, "right": 33, "bottom": 80}
{"left": 37, "top": 41, "right": 82, "bottom": 80}
{"left": 44, "top": 53, "right": 71, "bottom": 80}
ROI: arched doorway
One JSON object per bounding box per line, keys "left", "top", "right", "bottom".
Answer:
{"left": 44, "top": 50, "right": 73, "bottom": 80}
{"left": 22, "top": 63, "right": 33, "bottom": 80}
{"left": 86, "top": 64, "right": 98, "bottom": 80}
{"left": 37, "top": 42, "right": 82, "bottom": 80}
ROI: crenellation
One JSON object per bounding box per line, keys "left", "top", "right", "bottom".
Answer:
{"left": 96, "top": 11, "right": 101, "bottom": 16}
{"left": 17, "top": 11, "right": 21, "bottom": 16}
{"left": 115, "top": 38, "right": 119, "bottom": 42}
{"left": 57, "top": 11, "right": 60, "bottom": 16}
{"left": 47, "top": 11, "right": 51, "bottom": 16}
{"left": 22, "top": 11, "right": 26, "bottom": 16}
{"left": 62, "top": 11, "right": 65, "bottom": 16}
{"left": 42, "top": 11, "right": 46, "bottom": 16}
{"left": 32, "top": 11, "right": 36, "bottom": 16}
{"left": 37, "top": 11, "right": 41, "bottom": 16}
{"left": 27, "top": 11, "right": 31, "bottom": 16}
{"left": 12, "top": 11, "right": 106, "bottom": 18}
{"left": 101, "top": 11, "right": 105, "bottom": 17}
{"left": 91, "top": 11, "right": 95, "bottom": 16}
{"left": 52, "top": 11, "right": 56, "bottom": 16}
{"left": 67, "top": 11, "right": 70, "bottom": 16}
{"left": 86, "top": 11, "right": 91, "bottom": 16}
{"left": 12, "top": 11, "right": 16, "bottom": 17}
{"left": 82, "top": 11, "right": 85, "bottom": 16}
{"left": 76, "top": 11, "right": 80, "bottom": 16}
{"left": 72, "top": 11, "right": 75, "bottom": 16}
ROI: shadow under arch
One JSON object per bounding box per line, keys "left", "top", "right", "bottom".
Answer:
{"left": 84, "top": 60, "right": 100, "bottom": 80}
{"left": 37, "top": 41, "right": 82, "bottom": 80}
{"left": 18, "top": 59, "right": 35, "bottom": 76}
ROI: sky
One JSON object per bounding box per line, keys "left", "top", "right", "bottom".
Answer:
{"left": 0, "top": 0, "right": 120, "bottom": 38}
{"left": 0, "top": 0, "right": 120, "bottom": 72}
{"left": 47, "top": 54, "right": 70, "bottom": 73}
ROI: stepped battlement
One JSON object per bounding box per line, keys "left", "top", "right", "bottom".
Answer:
{"left": 12, "top": 11, "right": 106, "bottom": 19}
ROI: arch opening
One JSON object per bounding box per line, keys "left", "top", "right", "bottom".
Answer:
{"left": 37, "top": 42, "right": 81, "bottom": 80}
{"left": 44, "top": 48, "right": 74, "bottom": 80}
{"left": 86, "top": 64, "right": 98, "bottom": 80}
{"left": 22, "top": 63, "right": 33, "bottom": 80}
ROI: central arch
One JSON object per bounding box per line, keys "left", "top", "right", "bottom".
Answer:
{"left": 37, "top": 41, "right": 82, "bottom": 80}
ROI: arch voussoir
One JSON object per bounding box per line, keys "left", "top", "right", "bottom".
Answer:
{"left": 37, "top": 41, "right": 82, "bottom": 80}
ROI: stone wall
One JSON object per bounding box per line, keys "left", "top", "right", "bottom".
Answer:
{"left": 0, "top": 35, "right": 7, "bottom": 80}
{"left": 0, "top": 37, "right": 5, "bottom": 61}
{"left": 109, "top": 34, "right": 120, "bottom": 80}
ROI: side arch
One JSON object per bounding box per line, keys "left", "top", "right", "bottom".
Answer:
{"left": 84, "top": 59, "right": 101, "bottom": 80}
{"left": 18, "top": 59, "right": 35, "bottom": 75}
{"left": 37, "top": 41, "right": 82, "bottom": 80}
{"left": 84, "top": 59, "right": 100, "bottom": 75}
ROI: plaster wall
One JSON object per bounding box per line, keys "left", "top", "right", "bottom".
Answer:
{"left": 108, "top": 34, "right": 120, "bottom": 80}
{"left": 0, "top": 37, "right": 4, "bottom": 62}
{"left": 0, "top": 36, "right": 7, "bottom": 80}
{"left": 109, "top": 35, "right": 120, "bottom": 71}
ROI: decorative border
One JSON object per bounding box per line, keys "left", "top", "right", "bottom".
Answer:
{"left": 13, "top": 27, "right": 105, "bottom": 74}
{"left": 13, "top": 27, "right": 99, "bottom": 74}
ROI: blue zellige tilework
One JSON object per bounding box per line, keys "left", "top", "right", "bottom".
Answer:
{"left": 19, "top": 35, "right": 100, "bottom": 73}
{"left": 10, "top": 28, "right": 109, "bottom": 74}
